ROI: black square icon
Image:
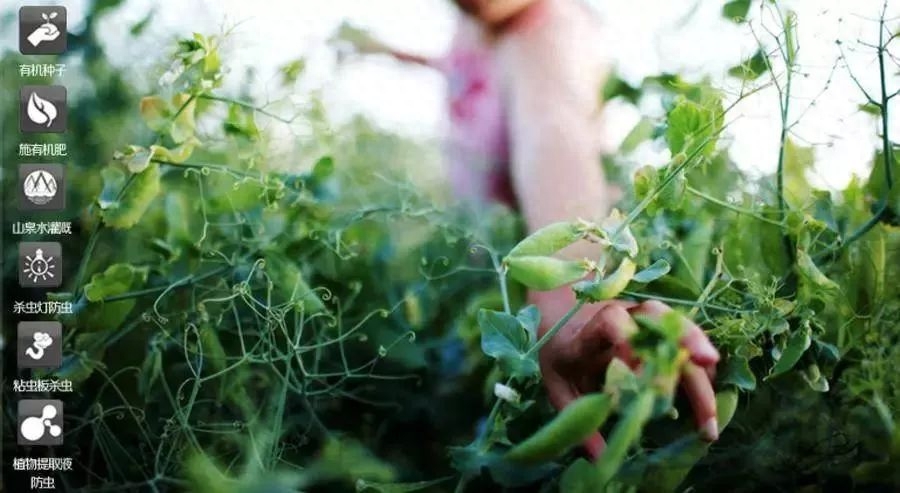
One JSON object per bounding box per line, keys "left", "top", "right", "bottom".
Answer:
{"left": 19, "top": 6, "right": 67, "bottom": 55}
{"left": 20, "top": 164, "right": 65, "bottom": 212}
{"left": 18, "top": 400, "right": 64, "bottom": 446}
{"left": 19, "top": 242, "right": 63, "bottom": 288}
{"left": 18, "top": 322, "right": 63, "bottom": 370}
{"left": 20, "top": 85, "right": 67, "bottom": 133}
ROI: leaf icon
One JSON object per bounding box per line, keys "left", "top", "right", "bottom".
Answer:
{"left": 42, "top": 13, "right": 49, "bottom": 21}
{"left": 27, "top": 92, "right": 58, "bottom": 127}
{"left": 49, "top": 12, "right": 58, "bottom": 19}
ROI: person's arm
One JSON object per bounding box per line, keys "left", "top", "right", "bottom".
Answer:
{"left": 331, "top": 22, "right": 438, "bottom": 69}
{"left": 497, "top": 0, "right": 720, "bottom": 454}
{"left": 497, "top": 0, "right": 611, "bottom": 328}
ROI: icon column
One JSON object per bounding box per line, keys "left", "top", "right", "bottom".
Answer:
{"left": 11, "top": 5, "right": 71, "bottom": 490}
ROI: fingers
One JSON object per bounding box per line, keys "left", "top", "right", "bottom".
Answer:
{"left": 577, "top": 303, "right": 640, "bottom": 374}
{"left": 543, "top": 369, "right": 579, "bottom": 412}
{"left": 681, "top": 361, "right": 718, "bottom": 441}
{"left": 583, "top": 430, "right": 606, "bottom": 460}
{"left": 629, "top": 300, "right": 720, "bottom": 368}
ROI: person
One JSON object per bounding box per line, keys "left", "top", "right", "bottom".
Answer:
{"left": 336, "top": 0, "right": 720, "bottom": 459}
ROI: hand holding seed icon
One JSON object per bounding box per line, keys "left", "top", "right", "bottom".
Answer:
{"left": 26, "top": 12, "right": 61, "bottom": 47}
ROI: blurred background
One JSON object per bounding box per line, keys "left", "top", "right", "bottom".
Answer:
{"left": 2, "top": 0, "right": 899, "bottom": 188}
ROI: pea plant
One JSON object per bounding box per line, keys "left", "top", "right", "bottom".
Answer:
{"left": 2, "top": 0, "right": 898, "bottom": 492}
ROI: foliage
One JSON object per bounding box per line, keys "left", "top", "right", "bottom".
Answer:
{"left": 2, "top": 1, "right": 900, "bottom": 492}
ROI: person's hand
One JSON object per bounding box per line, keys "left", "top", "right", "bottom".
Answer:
{"left": 27, "top": 22, "right": 61, "bottom": 47}
{"left": 538, "top": 298, "right": 720, "bottom": 459}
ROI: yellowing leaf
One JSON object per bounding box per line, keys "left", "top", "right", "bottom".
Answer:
{"left": 100, "top": 162, "right": 162, "bottom": 229}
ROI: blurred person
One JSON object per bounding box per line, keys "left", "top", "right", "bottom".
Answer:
{"left": 336, "top": 0, "right": 720, "bottom": 459}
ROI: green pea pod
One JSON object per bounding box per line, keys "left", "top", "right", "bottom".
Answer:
{"left": 506, "top": 256, "right": 587, "bottom": 291}
{"left": 767, "top": 325, "right": 811, "bottom": 379}
{"left": 796, "top": 249, "right": 839, "bottom": 291}
{"left": 595, "top": 391, "right": 655, "bottom": 486}
{"left": 506, "top": 393, "right": 613, "bottom": 464}
{"left": 716, "top": 389, "right": 739, "bottom": 432}
{"left": 638, "top": 390, "right": 739, "bottom": 492}
{"left": 573, "top": 258, "right": 637, "bottom": 302}
{"left": 507, "top": 221, "right": 581, "bottom": 258}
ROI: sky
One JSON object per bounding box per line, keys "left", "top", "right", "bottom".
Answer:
{"left": 3, "top": 0, "right": 899, "bottom": 189}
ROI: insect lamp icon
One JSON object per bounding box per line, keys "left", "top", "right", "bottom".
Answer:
{"left": 24, "top": 248, "right": 55, "bottom": 283}
{"left": 19, "top": 242, "right": 62, "bottom": 288}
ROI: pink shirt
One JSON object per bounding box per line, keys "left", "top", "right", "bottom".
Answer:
{"left": 437, "top": 22, "right": 515, "bottom": 206}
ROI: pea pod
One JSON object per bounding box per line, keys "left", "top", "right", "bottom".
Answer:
{"left": 506, "top": 393, "right": 613, "bottom": 464}
{"left": 638, "top": 390, "right": 739, "bottom": 491}
{"left": 507, "top": 221, "right": 581, "bottom": 258}
{"left": 716, "top": 389, "right": 738, "bottom": 431}
{"left": 595, "top": 391, "right": 655, "bottom": 486}
{"left": 796, "top": 249, "right": 839, "bottom": 291}
{"left": 573, "top": 258, "right": 637, "bottom": 302}
{"left": 505, "top": 256, "right": 588, "bottom": 291}
{"left": 767, "top": 325, "right": 811, "bottom": 379}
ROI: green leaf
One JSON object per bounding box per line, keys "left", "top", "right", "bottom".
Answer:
{"left": 767, "top": 326, "right": 811, "bottom": 379}
{"left": 184, "top": 452, "right": 236, "bottom": 493}
{"left": 80, "top": 263, "right": 149, "bottom": 331}
{"left": 506, "top": 393, "right": 613, "bottom": 463}
{"left": 633, "top": 259, "right": 671, "bottom": 283}
{"left": 665, "top": 91, "right": 724, "bottom": 157}
{"left": 478, "top": 309, "right": 539, "bottom": 378}
{"left": 859, "top": 102, "right": 881, "bottom": 116}
{"left": 620, "top": 117, "right": 656, "bottom": 154}
{"left": 313, "top": 155, "right": 335, "bottom": 181}
{"left": 280, "top": 58, "right": 307, "bottom": 85}
{"left": 140, "top": 95, "right": 168, "bottom": 132}
{"left": 560, "top": 459, "right": 600, "bottom": 493}
{"left": 97, "top": 166, "right": 126, "bottom": 210}
{"left": 600, "top": 210, "right": 639, "bottom": 257}
{"left": 658, "top": 169, "right": 687, "bottom": 211}
{"left": 139, "top": 349, "right": 162, "bottom": 397}
{"left": 99, "top": 162, "right": 162, "bottom": 229}
{"left": 634, "top": 165, "right": 660, "bottom": 208}
{"left": 631, "top": 390, "right": 739, "bottom": 492}
{"left": 84, "top": 263, "right": 149, "bottom": 302}
{"left": 782, "top": 139, "right": 815, "bottom": 208}
{"left": 263, "top": 253, "right": 326, "bottom": 313}
{"left": 123, "top": 146, "right": 152, "bottom": 173}
{"left": 865, "top": 148, "right": 900, "bottom": 215}
{"left": 728, "top": 50, "right": 769, "bottom": 80}
{"left": 796, "top": 249, "right": 840, "bottom": 299}
{"left": 170, "top": 93, "right": 197, "bottom": 143}
{"left": 224, "top": 103, "right": 260, "bottom": 141}
{"left": 312, "top": 438, "right": 396, "bottom": 484}
{"left": 721, "top": 355, "right": 757, "bottom": 391}
{"left": 723, "top": 0, "right": 751, "bottom": 22}
{"left": 515, "top": 305, "right": 540, "bottom": 344}
{"left": 507, "top": 221, "right": 581, "bottom": 258}
{"left": 505, "top": 256, "right": 587, "bottom": 291}
{"left": 677, "top": 215, "right": 715, "bottom": 289}
{"left": 802, "top": 363, "right": 830, "bottom": 392}
{"left": 448, "top": 445, "right": 493, "bottom": 479}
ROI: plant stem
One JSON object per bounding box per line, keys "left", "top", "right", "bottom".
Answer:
{"left": 774, "top": 8, "right": 797, "bottom": 266}
{"left": 525, "top": 300, "right": 586, "bottom": 357}
{"left": 686, "top": 186, "right": 784, "bottom": 226}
